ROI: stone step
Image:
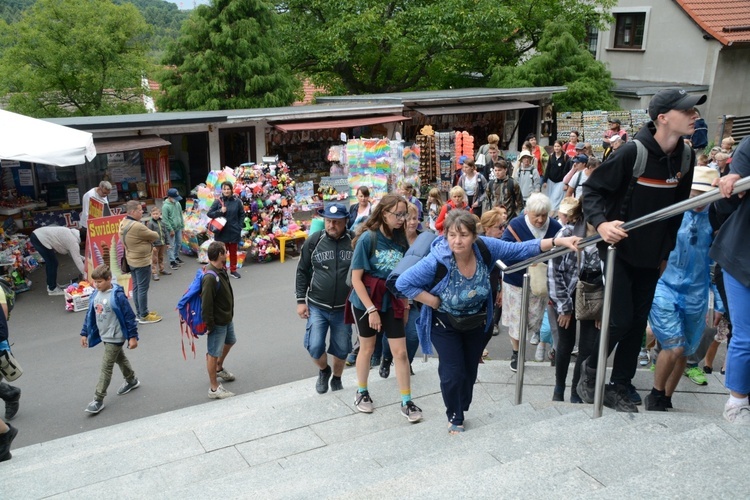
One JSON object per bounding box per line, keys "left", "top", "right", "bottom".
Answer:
{"left": 3, "top": 359, "right": 738, "bottom": 499}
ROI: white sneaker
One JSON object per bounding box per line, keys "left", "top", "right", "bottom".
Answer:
{"left": 638, "top": 348, "right": 650, "bottom": 366}
{"left": 208, "top": 384, "right": 235, "bottom": 400}
{"left": 529, "top": 332, "right": 540, "bottom": 345}
{"left": 47, "top": 286, "right": 65, "bottom": 296}
{"left": 723, "top": 403, "right": 750, "bottom": 425}
{"left": 535, "top": 343, "right": 547, "bottom": 362}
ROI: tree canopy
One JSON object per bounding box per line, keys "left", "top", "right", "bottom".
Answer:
{"left": 158, "top": 0, "right": 301, "bottom": 111}
{"left": 275, "top": 0, "right": 614, "bottom": 95}
{"left": 0, "top": 0, "right": 153, "bottom": 117}
{"left": 0, "top": 0, "right": 189, "bottom": 59}
{"left": 490, "top": 21, "right": 619, "bottom": 111}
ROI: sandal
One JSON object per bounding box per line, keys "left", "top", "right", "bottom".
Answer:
{"left": 448, "top": 424, "right": 465, "bottom": 434}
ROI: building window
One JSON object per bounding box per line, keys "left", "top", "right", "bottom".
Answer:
{"left": 586, "top": 25, "right": 599, "bottom": 56}
{"left": 614, "top": 13, "right": 645, "bottom": 49}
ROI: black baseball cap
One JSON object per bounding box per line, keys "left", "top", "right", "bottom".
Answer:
{"left": 648, "top": 89, "right": 707, "bottom": 120}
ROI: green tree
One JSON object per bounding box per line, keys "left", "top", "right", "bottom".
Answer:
{"left": 491, "top": 21, "right": 619, "bottom": 111}
{"left": 275, "top": 0, "right": 614, "bottom": 95}
{"left": 158, "top": 0, "right": 301, "bottom": 111}
{"left": 0, "top": 0, "right": 152, "bottom": 117}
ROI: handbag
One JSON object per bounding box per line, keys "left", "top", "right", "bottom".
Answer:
{"left": 208, "top": 198, "right": 226, "bottom": 235}
{"left": 507, "top": 225, "right": 548, "bottom": 297}
{"left": 528, "top": 263, "right": 548, "bottom": 297}
{"left": 575, "top": 280, "right": 603, "bottom": 321}
{"left": 120, "top": 222, "right": 133, "bottom": 274}
{"left": 444, "top": 311, "right": 486, "bottom": 331}
{"left": 0, "top": 350, "right": 22, "bottom": 381}
{"left": 207, "top": 217, "right": 227, "bottom": 235}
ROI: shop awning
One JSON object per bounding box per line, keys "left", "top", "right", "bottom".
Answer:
{"left": 272, "top": 115, "right": 409, "bottom": 132}
{"left": 94, "top": 135, "right": 171, "bottom": 155}
{"left": 412, "top": 100, "right": 537, "bottom": 116}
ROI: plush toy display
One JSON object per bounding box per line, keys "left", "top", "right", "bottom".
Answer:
{"left": 186, "top": 161, "right": 309, "bottom": 263}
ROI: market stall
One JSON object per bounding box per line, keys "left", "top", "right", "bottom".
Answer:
{"left": 0, "top": 109, "right": 97, "bottom": 292}
{"left": 183, "top": 160, "right": 308, "bottom": 265}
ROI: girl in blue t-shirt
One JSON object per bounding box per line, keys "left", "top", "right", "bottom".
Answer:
{"left": 349, "top": 194, "right": 422, "bottom": 422}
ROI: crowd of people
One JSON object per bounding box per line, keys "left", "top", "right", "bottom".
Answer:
{"left": 1, "top": 89, "right": 747, "bottom": 462}
{"left": 293, "top": 88, "right": 750, "bottom": 433}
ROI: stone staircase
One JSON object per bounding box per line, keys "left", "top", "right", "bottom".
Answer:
{"left": 3, "top": 360, "right": 747, "bottom": 499}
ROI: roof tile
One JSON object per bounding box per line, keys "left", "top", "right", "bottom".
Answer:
{"left": 676, "top": 0, "right": 750, "bottom": 45}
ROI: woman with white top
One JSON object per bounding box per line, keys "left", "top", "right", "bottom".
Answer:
{"left": 457, "top": 159, "right": 488, "bottom": 218}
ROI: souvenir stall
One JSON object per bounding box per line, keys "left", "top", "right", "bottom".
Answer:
{"left": 343, "top": 138, "right": 425, "bottom": 201}
{"left": 187, "top": 160, "right": 306, "bottom": 264}
{"left": 556, "top": 109, "right": 651, "bottom": 156}
{"left": 0, "top": 219, "right": 38, "bottom": 293}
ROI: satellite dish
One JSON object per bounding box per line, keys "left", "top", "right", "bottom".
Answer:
{"left": 340, "top": 132, "right": 347, "bottom": 142}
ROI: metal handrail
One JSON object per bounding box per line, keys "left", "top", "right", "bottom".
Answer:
{"left": 497, "top": 175, "right": 750, "bottom": 418}
{"left": 497, "top": 175, "right": 750, "bottom": 275}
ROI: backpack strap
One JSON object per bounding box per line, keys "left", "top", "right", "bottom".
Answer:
{"left": 431, "top": 238, "right": 495, "bottom": 290}
{"left": 619, "top": 140, "right": 647, "bottom": 219}
{"left": 679, "top": 142, "right": 692, "bottom": 177}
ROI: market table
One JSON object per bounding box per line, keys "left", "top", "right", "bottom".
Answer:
{"left": 276, "top": 230, "right": 308, "bottom": 263}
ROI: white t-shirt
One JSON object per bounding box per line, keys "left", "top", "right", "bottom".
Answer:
{"left": 80, "top": 188, "right": 110, "bottom": 228}
{"left": 463, "top": 175, "right": 478, "bottom": 196}
{"left": 568, "top": 170, "right": 589, "bottom": 199}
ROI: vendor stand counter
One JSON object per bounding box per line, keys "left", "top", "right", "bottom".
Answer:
{"left": 276, "top": 230, "right": 308, "bottom": 263}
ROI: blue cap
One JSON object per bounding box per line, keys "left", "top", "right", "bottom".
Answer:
{"left": 317, "top": 202, "right": 348, "bottom": 219}
{"left": 574, "top": 154, "right": 589, "bottom": 164}
{"left": 167, "top": 188, "right": 182, "bottom": 201}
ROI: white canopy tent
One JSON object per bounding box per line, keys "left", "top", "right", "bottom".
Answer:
{"left": 0, "top": 109, "right": 97, "bottom": 167}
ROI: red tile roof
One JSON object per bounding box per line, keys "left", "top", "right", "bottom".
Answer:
{"left": 675, "top": 0, "right": 750, "bottom": 45}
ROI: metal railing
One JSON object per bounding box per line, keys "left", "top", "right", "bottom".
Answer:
{"left": 497, "top": 176, "right": 750, "bottom": 417}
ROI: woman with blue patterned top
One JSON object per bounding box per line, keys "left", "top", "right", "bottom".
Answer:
{"left": 396, "top": 210, "right": 578, "bottom": 434}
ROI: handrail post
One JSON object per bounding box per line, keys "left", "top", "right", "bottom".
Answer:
{"left": 593, "top": 246, "right": 617, "bottom": 418}
{"left": 514, "top": 273, "right": 531, "bottom": 405}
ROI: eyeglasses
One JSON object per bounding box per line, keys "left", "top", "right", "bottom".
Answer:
{"left": 386, "top": 210, "right": 407, "bottom": 220}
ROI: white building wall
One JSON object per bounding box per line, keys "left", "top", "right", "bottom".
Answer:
{"left": 598, "top": 2, "right": 719, "bottom": 85}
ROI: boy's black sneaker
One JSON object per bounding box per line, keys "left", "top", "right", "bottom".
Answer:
{"left": 510, "top": 351, "right": 518, "bottom": 372}
{"left": 330, "top": 376, "right": 343, "bottom": 391}
{"left": 0, "top": 423, "right": 18, "bottom": 460}
{"left": 603, "top": 384, "right": 639, "bottom": 413}
{"left": 85, "top": 400, "right": 104, "bottom": 414}
{"left": 645, "top": 393, "right": 668, "bottom": 412}
{"left": 117, "top": 377, "right": 140, "bottom": 395}
{"left": 170, "top": 261, "right": 179, "bottom": 270}
{"left": 175, "top": 257, "right": 184, "bottom": 264}
{"left": 576, "top": 358, "right": 596, "bottom": 404}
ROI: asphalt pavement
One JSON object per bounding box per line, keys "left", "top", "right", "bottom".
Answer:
{"left": 7, "top": 252, "right": 320, "bottom": 447}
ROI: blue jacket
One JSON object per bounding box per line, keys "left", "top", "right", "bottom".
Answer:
{"left": 396, "top": 235, "right": 541, "bottom": 354}
{"left": 80, "top": 284, "right": 139, "bottom": 348}
{"left": 501, "top": 215, "right": 561, "bottom": 287}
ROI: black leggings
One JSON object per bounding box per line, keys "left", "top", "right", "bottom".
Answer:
{"left": 555, "top": 295, "right": 599, "bottom": 389}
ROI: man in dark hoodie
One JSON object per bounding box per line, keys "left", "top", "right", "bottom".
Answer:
{"left": 579, "top": 89, "right": 705, "bottom": 412}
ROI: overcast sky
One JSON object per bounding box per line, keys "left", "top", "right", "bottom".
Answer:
{"left": 165, "top": 0, "right": 211, "bottom": 9}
